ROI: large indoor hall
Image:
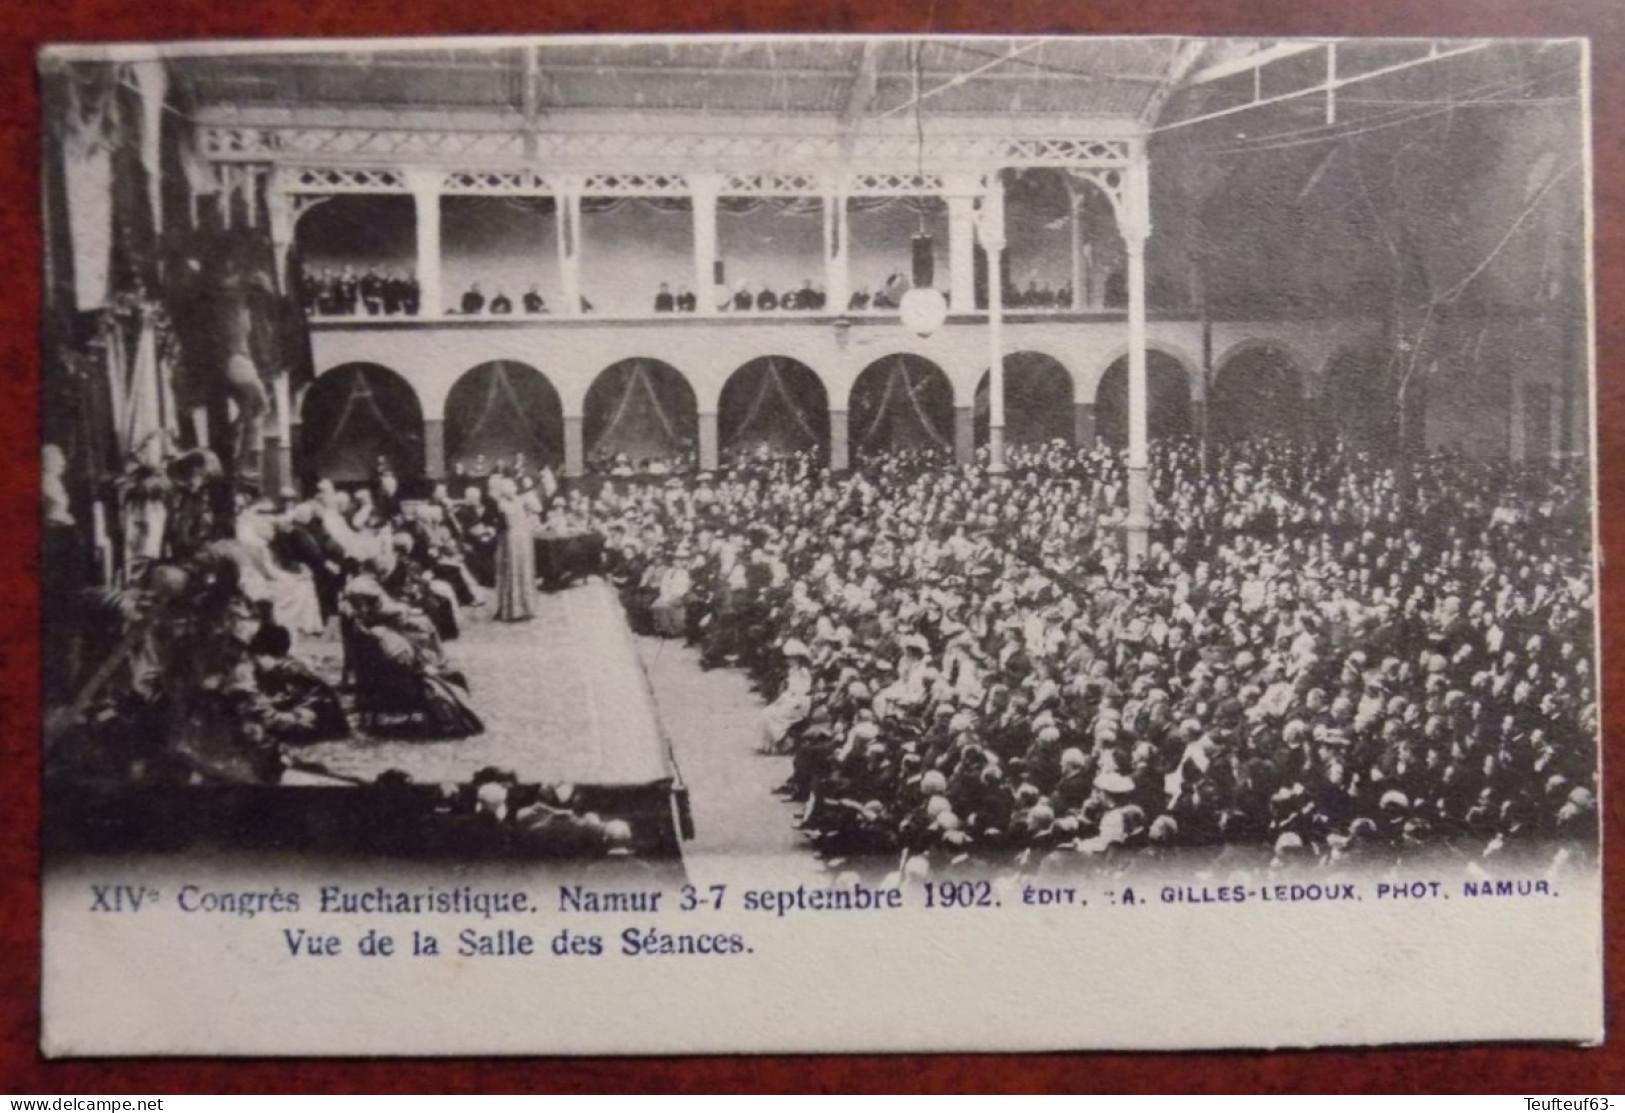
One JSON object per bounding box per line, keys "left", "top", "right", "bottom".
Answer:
{"left": 39, "top": 37, "right": 1596, "bottom": 880}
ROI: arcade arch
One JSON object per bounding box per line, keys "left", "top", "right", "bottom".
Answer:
{"left": 444, "top": 360, "right": 565, "bottom": 473}
{"left": 299, "top": 362, "right": 424, "bottom": 482}
{"left": 849, "top": 354, "right": 954, "bottom": 461}
{"left": 1094, "top": 349, "right": 1194, "bottom": 448}
{"left": 583, "top": 358, "right": 699, "bottom": 471}
{"left": 1322, "top": 344, "right": 1398, "bottom": 454}
{"left": 1210, "top": 341, "right": 1306, "bottom": 442}
{"left": 974, "top": 352, "right": 1076, "bottom": 448}
{"left": 718, "top": 356, "right": 830, "bottom": 461}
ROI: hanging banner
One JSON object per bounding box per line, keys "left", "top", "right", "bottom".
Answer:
{"left": 130, "top": 59, "right": 167, "bottom": 240}
{"left": 177, "top": 120, "right": 219, "bottom": 228}
{"left": 101, "top": 314, "right": 128, "bottom": 454}
{"left": 62, "top": 75, "right": 114, "bottom": 312}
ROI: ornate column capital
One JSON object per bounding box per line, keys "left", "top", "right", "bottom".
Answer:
{"left": 401, "top": 165, "right": 443, "bottom": 198}
{"left": 687, "top": 171, "right": 722, "bottom": 201}
{"left": 942, "top": 170, "right": 987, "bottom": 200}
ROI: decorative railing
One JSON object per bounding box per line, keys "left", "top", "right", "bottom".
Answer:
{"left": 199, "top": 124, "right": 1135, "bottom": 174}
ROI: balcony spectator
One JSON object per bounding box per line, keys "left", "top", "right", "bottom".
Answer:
{"left": 360, "top": 269, "right": 385, "bottom": 315}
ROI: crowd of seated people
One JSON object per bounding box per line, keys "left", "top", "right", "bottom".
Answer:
{"left": 843, "top": 274, "right": 1083, "bottom": 312}
{"left": 48, "top": 449, "right": 515, "bottom": 792}
{"left": 455, "top": 282, "right": 559, "bottom": 315}
{"left": 46, "top": 438, "right": 694, "bottom": 865}
{"left": 1005, "top": 277, "right": 1076, "bottom": 310}
{"left": 847, "top": 273, "right": 912, "bottom": 311}
{"left": 584, "top": 447, "right": 697, "bottom": 478}
{"left": 302, "top": 266, "right": 422, "bottom": 317}
{"left": 725, "top": 279, "right": 829, "bottom": 312}
{"left": 299, "top": 266, "right": 1093, "bottom": 319}
{"left": 410, "top": 767, "right": 664, "bottom": 863}
{"left": 228, "top": 465, "right": 499, "bottom": 741}
{"left": 653, "top": 283, "right": 700, "bottom": 312}
{"left": 194, "top": 452, "right": 586, "bottom": 750}
{"left": 580, "top": 435, "right": 1595, "bottom": 874}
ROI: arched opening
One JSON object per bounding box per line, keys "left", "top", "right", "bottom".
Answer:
{"left": 848, "top": 354, "right": 953, "bottom": 461}
{"left": 444, "top": 361, "right": 565, "bottom": 473}
{"left": 299, "top": 363, "right": 424, "bottom": 483}
{"left": 1211, "top": 343, "right": 1304, "bottom": 442}
{"left": 974, "top": 352, "right": 1076, "bottom": 449}
{"left": 718, "top": 356, "right": 830, "bottom": 462}
{"left": 1095, "top": 350, "right": 1194, "bottom": 448}
{"left": 1322, "top": 345, "right": 1398, "bottom": 455}
{"left": 584, "top": 358, "right": 698, "bottom": 472}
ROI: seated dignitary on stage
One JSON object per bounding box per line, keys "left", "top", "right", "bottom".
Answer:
{"left": 340, "top": 575, "right": 484, "bottom": 738}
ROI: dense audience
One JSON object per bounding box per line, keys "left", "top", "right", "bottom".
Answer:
{"left": 49, "top": 429, "right": 1598, "bottom": 869}
{"left": 577, "top": 436, "right": 1596, "bottom": 870}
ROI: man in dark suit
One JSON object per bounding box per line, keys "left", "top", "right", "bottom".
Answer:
{"left": 281, "top": 501, "right": 349, "bottom": 623}
{"left": 382, "top": 271, "right": 406, "bottom": 315}
{"left": 336, "top": 267, "right": 360, "bottom": 314}
{"left": 360, "top": 268, "right": 385, "bottom": 315}
{"left": 461, "top": 283, "right": 486, "bottom": 314}
{"left": 522, "top": 285, "right": 547, "bottom": 314}
{"left": 654, "top": 283, "right": 675, "bottom": 312}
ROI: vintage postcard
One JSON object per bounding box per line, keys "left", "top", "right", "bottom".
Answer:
{"left": 37, "top": 34, "right": 1602, "bottom": 1055}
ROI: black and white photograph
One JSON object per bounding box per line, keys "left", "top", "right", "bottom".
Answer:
{"left": 36, "top": 35, "right": 1603, "bottom": 1055}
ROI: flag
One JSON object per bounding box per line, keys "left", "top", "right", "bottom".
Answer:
{"left": 124, "top": 310, "right": 164, "bottom": 457}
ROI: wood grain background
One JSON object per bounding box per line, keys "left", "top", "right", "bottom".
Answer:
{"left": 3, "top": 0, "right": 1621, "bottom": 1093}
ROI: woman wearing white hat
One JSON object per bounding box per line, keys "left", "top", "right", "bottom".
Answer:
{"left": 757, "top": 638, "right": 813, "bottom": 755}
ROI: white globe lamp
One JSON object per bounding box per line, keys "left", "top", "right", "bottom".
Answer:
{"left": 899, "top": 286, "right": 949, "bottom": 338}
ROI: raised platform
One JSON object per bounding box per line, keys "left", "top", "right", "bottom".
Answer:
{"left": 46, "top": 581, "right": 687, "bottom": 861}
{"left": 298, "top": 579, "right": 671, "bottom": 787}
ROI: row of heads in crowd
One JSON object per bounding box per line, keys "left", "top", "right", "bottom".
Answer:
{"left": 300, "top": 264, "right": 1090, "bottom": 317}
